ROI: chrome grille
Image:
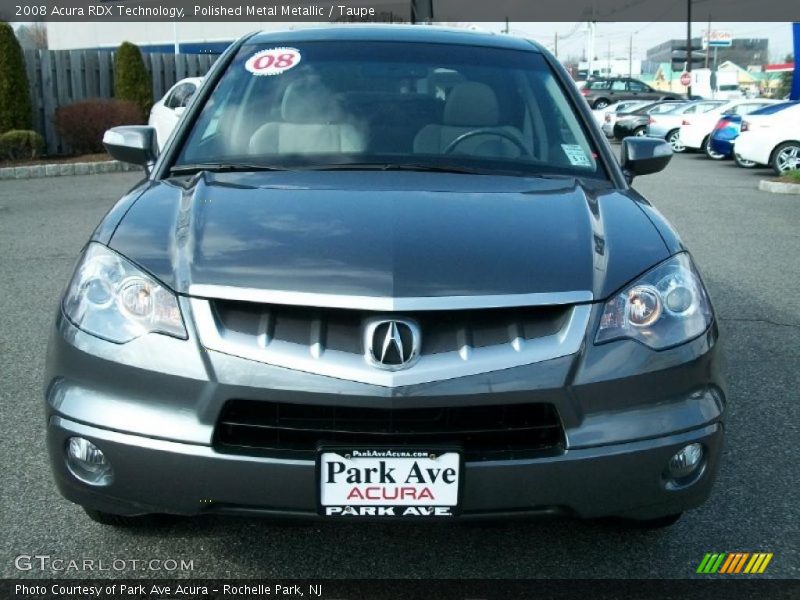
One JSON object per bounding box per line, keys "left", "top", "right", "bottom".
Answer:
{"left": 189, "top": 292, "right": 592, "bottom": 387}
{"left": 210, "top": 300, "right": 572, "bottom": 358}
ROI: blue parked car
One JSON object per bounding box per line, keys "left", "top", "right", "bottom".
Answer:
{"left": 708, "top": 101, "right": 800, "bottom": 167}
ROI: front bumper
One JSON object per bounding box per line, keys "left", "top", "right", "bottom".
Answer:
{"left": 48, "top": 416, "right": 723, "bottom": 520}
{"left": 678, "top": 126, "right": 706, "bottom": 150}
{"left": 45, "top": 302, "right": 727, "bottom": 521}
{"left": 709, "top": 137, "right": 734, "bottom": 157}
{"left": 733, "top": 133, "right": 771, "bottom": 166}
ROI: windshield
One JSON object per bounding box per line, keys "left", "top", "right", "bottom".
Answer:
{"left": 175, "top": 41, "right": 602, "bottom": 178}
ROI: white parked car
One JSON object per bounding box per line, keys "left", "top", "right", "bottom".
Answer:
{"left": 148, "top": 77, "right": 203, "bottom": 149}
{"left": 677, "top": 99, "right": 778, "bottom": 155}
{"left": 734, "top": 103, "right": 800, "bottom": 174}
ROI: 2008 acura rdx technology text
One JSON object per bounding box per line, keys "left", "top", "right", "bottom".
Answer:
{"left": 44, "top": 26, "right": 726, "bottom": 528}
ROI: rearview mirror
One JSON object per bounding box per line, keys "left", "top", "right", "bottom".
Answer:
{"left": 620, "top": 137, "right": 672, "bottom": 180}
{"left": 102, "top": 126, "right": 158, "bottom": 174}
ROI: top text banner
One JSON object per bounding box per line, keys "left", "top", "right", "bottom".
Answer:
{"left": 1, "top": 0, "right": 797, "bottom": 22}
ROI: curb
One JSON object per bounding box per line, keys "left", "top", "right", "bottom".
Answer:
{"left": 758, "top": 179, "right": 800, "bottom": 195}
{"left": 0, "top": 160, "right": 142, "bottom": 181}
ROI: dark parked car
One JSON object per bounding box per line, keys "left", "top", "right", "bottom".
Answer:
{"left": 581, "top": 77, "right": 682, "bottom": 109}
{"left": 612, "top": 100, "right": 688, "bottom": 140}
{"left": 46, "top": 26, "right": 724, "bottom": 528}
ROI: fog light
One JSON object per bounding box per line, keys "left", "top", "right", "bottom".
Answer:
{"left": 668, "top": 443, "right": 703, "bottom": 480}
{"left": 66, "top": 437, "right": 113, "bottom": 486}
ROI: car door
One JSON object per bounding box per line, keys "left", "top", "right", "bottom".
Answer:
{"left": 628, "top": 79, "right": 657, "bottom": 100}
{"left": 609, "top": 79, "right": 627, "bottom": 102}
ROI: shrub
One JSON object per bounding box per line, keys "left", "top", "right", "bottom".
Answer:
{"left": 0, "top": 22, "right": 33, "bottom": 132}
{"left": 114, "top": 41, "right": 152, "bottom": 117}
{"left": 54, "top": 99, "right": 143, "bottom": 154}
{"left": 0, "top": 129, "right": 44, "bottom": 160}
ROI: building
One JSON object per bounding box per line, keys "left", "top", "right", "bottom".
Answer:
{"left": 577, "top": 58, "right": 642, "bottom": 78}
{"left": 644, "top": 37, "right": 769, "bottom": 73}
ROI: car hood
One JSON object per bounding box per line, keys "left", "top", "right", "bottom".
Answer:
{"left": 106, "top": 171, "right": 670, "bottom": 300}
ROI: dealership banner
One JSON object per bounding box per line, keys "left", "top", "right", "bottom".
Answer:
{"left": 0, "top": 0, "right": 798, "bottom": 22}
{"left": 3, "top": 579, "right": 800, "bottom": 599}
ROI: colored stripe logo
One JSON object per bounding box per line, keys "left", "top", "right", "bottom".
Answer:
{"left": 697, "top": 552, "right": 773, "bottom": 574}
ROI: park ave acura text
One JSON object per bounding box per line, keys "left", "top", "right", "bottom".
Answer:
{"left": 44, "top": 26, "right": 725, "bottom": 527}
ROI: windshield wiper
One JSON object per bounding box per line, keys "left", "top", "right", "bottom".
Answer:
{"left": 303, "top": 162, "right": 492, "bottom": 175}
{"left": 169, "top": 163, "right": 289, "bottom": 175}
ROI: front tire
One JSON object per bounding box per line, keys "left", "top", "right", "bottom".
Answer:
{"left": 83, "top": 508, "right": 158, "bottom": 527}
{"left": 667, "top": 129, "right": 685, "bottom": 152}
{"left": 700, "top": 135, "right": 710, "bottom": 154}
{"left": 620, "top": 513, "right": 683, "bottom": 529}
{"left": 633, "top": 126, "right": 647, "bottom": 137}
{"left": 593, "top": 98, "right": 610, "bottom": 110}
{"left": 705, "top": 143, "right": 726, "bottom": 160}
{"left": 771, "top": 141, "right": 800, "bottom": 175}
{"left": 734, "top": 154, "right": 757, "bottom": 168}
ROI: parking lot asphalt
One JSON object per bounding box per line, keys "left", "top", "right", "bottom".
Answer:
{"left": 0, "top": 153, "right": 797, "bottom": 579}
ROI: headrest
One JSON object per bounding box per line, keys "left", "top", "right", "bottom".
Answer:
{"left": 444, "top": 82, "right": 499, "bottom": 127}
{"left": 281, "top": 81, "right": 341, "bottom": 123}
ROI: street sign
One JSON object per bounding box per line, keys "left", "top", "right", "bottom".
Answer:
{"left": 680, "top": 71, "right": 692, "bottom": 86}
{"left": 703, "top": 30, "right": 733, "bottom": 49}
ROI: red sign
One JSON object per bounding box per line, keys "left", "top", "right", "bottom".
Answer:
{"left": 680, "top": 72, "right": 692, "bottom": 86}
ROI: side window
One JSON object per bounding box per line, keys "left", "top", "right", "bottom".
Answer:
{"left": 683, "top": 105, "right": 698, "bottom": 114}
{"left": 165, "top": 83, "right": 196, "bottom": 109}
{"left": 611, "top": 80, "right": 626, "bottom": 91}
{"left": 628, "top": 80, "right": 647, "bottom": 92}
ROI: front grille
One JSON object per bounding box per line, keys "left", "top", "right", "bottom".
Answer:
{"left": 214, "top": 400, "right": 564, "bottom": 461}
{"left": 211, "top": 299, "right": 571, "bottom": 357}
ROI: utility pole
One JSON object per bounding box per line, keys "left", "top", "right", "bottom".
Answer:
{"left": 686, "top": 0, "right": 693, "bottom": 97}
{"left": 628, "top": 35, "right": 633, "bottom": 77}
{"left": 705, "top": 14, "right": 711, "bottom": 68}
{"left": 504, "top": 17, "right": 509, "bottom": 34}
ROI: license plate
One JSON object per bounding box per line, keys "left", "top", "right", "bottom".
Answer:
{"left": 318, "top": 448, "right": 461, "bottom": 518}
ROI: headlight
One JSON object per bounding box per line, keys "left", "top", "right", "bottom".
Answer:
{"left": 595, "top": 253, "right": 712, "bottom": 350}
{"left": 63, "top": 243, "right": 187, "bottom": 343}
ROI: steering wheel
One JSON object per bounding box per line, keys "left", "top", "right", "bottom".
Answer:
{"left": 443, "top": 128, "right": 530, "bottom": 156}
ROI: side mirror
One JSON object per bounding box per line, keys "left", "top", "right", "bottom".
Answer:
{"left": 174, "top": 106, "right": 186, "bottom": 117}
{"left": 102, "top": 126, "right": 158, "bottom": 174}
{"left": 620, "top": 136, "right": 672, "bottom": 181}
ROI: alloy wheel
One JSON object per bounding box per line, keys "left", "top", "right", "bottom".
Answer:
{"left": 774, "top": 143, "right": 800, "bottom": 174}
{"left": 668, "top": 131, "right": 685, "bottom": 152}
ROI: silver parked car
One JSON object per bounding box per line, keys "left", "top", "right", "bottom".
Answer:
{"left": 646, "top": 101, "right": 726, "bottom": 152}
{"left": 45, "top": 26, "right": 724, "bottom": 528}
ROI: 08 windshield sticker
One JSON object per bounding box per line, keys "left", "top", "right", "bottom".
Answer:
{"left": 245, "top": 48, "right": 302, "bottom": 76}
{"left": 561, "top": 144, "right": 592, "bottom": 167}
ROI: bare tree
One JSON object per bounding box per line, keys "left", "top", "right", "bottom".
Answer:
{"left": 15, "top": 23, "right": 48, "bottom": 50}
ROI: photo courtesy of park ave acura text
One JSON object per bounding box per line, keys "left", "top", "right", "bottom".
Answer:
{"left": 0, "top": 0, "right": 798, "bottom": 594}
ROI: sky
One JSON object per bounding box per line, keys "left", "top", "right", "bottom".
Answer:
{"left": 477, "top": 22, "right": 795, "bottom": 63}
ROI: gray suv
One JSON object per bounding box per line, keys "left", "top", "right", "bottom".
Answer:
{"left": 581, "top": 77, "right": 682, "bottom": 109}
{"left": 45, "top": 26, "right": 725, "bottom": 528}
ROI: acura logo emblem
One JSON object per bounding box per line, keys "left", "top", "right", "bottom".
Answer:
{"left": 364, "top": 318, "right": 421, "bottom": 370}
